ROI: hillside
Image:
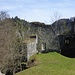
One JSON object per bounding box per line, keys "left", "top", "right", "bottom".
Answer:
{"left": 16, "top": 52, "right": 75, "bottom": 75}
{"left": 0, "top": 16, "right": 75, "bottom": 74}
{"left": 52, "top": 18, "right": 75, "bottom": 35}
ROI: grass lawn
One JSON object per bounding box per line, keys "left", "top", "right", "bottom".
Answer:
{"left": 16, "top": 52, "right": 75, "bottom": 75}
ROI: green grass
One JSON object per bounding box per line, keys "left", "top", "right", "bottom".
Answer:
{"left": 16, "top": 52, "right": 75, "bottom": 75}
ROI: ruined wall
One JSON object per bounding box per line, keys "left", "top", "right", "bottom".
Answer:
{"left": 27, "top": 41, "right": 38, "bottom": 61}
{"left": 29, "top": 22, "right": 60, "bottom": 52}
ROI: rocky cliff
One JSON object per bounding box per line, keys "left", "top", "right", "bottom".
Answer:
{"left": 29, "top": 22, "right": 59, "bottom": 51}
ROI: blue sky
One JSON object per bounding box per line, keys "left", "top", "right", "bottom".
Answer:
{"left": 0, "top": 0, "right": 75, "bottom": 24}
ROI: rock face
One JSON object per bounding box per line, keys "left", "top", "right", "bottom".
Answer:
{"left": 30, "top": 22, "right": 60, "bottom": 52}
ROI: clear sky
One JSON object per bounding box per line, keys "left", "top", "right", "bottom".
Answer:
{"left": 0, "top": 0, "right": 75, "bottom": 24}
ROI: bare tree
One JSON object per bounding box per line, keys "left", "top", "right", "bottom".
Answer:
{"left": 51, "top": 11, "right": 62, "bottom": 51}
{"left": 51, "top": 11, "right": 62, "bottom": 35}
{"left": 0, "top": 11, "right": 9, "bottom": 20}
{"left": 51, "top": 11, "right": 62, "bottom": 23}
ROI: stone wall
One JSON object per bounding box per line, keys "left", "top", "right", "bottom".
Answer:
{"left": 27, "top": 41, "right": 38, "bottom": 61}
{"left": 24, "top": 34, "right": 38, "bottom": 61}
{"left": 29, "top": 23, "right": 60, "bottom": 52}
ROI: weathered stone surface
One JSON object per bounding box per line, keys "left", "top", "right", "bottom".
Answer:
{"left": 30, "top": 22, "right": 60, "bottom": 52}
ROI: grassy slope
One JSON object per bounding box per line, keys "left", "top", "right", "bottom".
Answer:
{"left": 16, "top": 52, "right": 75, "bottom": 75}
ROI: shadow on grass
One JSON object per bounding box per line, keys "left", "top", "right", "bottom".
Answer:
{"left": 41, "top": 49, "right": 75, "bottom": 58}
